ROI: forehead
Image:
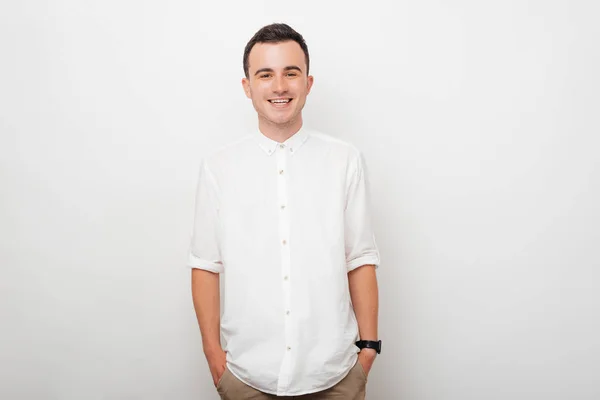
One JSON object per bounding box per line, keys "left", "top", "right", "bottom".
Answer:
{"left": 247, "top": 41, "right": 306, "bottom": 73}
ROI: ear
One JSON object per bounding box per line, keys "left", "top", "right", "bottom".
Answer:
{"left": 306, "top": 75, "right": 314, "bottom": 95}
{"left": 241, "top": 77, "right": 252, "bottom": 99}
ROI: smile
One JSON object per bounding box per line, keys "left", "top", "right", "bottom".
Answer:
{"left": 268, "top": 98, "right": 292, "bottom": 104}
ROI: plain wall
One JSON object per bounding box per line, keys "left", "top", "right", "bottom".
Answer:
{"left": 1, "top": 1, "right": 599, "bottom": 399}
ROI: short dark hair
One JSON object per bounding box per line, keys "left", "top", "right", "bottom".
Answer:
{"left": 243, "top": 23, "right": 310, "bottom": 78}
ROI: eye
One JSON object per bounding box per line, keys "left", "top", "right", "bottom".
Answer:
{"left": 286, "top": 72, "right": 298, "bottom": 77}
{"left": 260, "top": 73, "right": 272, "bottom": 78}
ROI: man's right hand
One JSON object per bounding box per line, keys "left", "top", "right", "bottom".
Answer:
{"left": 206, "top": 347, "right": 228, "bottom": 387}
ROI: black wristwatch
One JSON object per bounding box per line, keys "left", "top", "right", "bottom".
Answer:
{"left": 355, "top": 340, "right": 382, "bottom": 354}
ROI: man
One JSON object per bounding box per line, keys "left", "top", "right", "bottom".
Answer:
{"left": 188, "top": 23, "right": 381, "bottom": 399}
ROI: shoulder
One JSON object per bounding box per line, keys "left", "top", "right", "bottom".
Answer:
{"left": 306, "top": 129, "right": 363, "bottom": 161}
{"left": 305, "top": 130, "right": 372, "bottom": 183}
{"left": 201, "top": 134, "right": 255, "bottom": 171}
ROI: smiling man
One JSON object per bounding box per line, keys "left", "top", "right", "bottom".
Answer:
{"left": 189, "top": 23, "right": 381, "bottom": 399}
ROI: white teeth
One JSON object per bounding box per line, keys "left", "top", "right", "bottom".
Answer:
{"left": 270, "top": 99, "right": 290, "bottom": 103}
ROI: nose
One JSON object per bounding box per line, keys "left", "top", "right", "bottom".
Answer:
{"left": 272, "top": 74, "right": 288, "bottom": 94}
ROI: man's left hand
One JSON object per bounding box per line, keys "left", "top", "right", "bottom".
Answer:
{"left": 357, "top": 348, "right": 377, "bottom": 376}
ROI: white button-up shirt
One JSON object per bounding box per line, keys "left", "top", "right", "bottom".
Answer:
{"left": 188, "top": 126, "right": 380, "bottom": 396}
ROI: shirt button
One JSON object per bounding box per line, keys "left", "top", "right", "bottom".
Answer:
{"left": 290, "top": 148, "right": 293, "bottom": 152}
{"left": 279, "top": 169, "right": 284, "bottom": 175}
{"left": 286, "top": 310, "right": 290, "bottom": 315}
{"left": 280, "top": 205, "right": 286, "bottom": 210}
{"left": 284, "top": 275, "right": 288, "bottom": 281}
{"left": 280, "top": 144, "right": 285, "bottom": 149}
{"left": 287, "top": 346, "right": 291, "bottom": 351}
{"left": 282, "top": 239, "right": 287, "bottom": 245}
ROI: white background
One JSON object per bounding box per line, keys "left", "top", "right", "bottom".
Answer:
{"left": 1, "top": 1, "right": 599, "bottom": 399}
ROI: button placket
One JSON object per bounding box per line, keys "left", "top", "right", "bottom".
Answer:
{"left": 276, "top": 141, "right": 293, "bottom": 393}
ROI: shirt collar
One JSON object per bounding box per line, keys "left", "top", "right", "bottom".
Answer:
{"left": 253, "top": 126, "right": 309, "bottom": 156}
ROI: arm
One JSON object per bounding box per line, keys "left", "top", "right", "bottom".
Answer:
{"left": 191, "top": 268, "right": 227, "bottom": 386}
{"left": 343, "top": 150, "right": 381, "bottom": 375}
{"left": 348, "top": 264, "right": 379, "bottom": 374}
{"left": 188, "top": 159, "right": 226, "bottom": 387}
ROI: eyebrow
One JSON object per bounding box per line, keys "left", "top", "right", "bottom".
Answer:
{"left": 254, "top": 66, "right": 303, "bottom": 76}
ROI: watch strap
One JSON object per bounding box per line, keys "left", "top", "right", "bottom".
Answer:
{"left": 355, "top": 340, "right": 382, "bottom": 354}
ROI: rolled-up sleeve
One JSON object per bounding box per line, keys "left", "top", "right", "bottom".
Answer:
{"left": 187, "top": 159, "right": 224, "bottom": 273}
{"left": 345, "top": 151, "right": 381, "bottom": 272}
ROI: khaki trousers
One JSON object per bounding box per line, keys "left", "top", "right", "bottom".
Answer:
{"left": 216, "top": 360, "right": 367, "bottom": 400}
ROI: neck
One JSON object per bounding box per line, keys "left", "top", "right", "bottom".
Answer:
{"left": 258, "top": 115, "right": 303, "bottom": 143}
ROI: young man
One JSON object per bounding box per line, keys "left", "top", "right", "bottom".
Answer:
{"left": 188, "top": 23, "right": 381, "bottom": 399}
